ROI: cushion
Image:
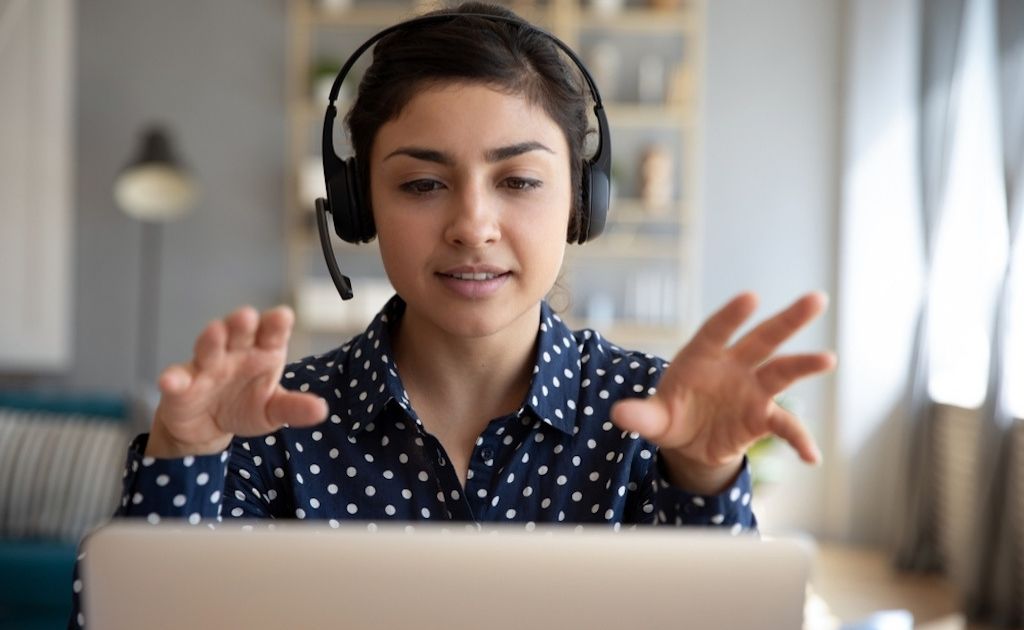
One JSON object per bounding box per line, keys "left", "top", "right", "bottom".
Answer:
{"left": 0, "top": 408, "right": 130, "bottom": 542}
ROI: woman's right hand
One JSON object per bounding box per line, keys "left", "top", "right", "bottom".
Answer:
{"left": 145, "top": 305, "right": 329, "bottom": 459}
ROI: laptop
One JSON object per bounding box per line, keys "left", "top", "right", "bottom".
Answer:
{"left": 82, "top": 521, "right": 813, "bottom": 629}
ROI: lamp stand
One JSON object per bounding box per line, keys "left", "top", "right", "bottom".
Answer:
{"left": 136, "top": 220, "right": 162, "bottom": 386}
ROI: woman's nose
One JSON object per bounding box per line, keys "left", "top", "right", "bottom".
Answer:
{"left": 443, "top": 183, "right": 501, "bottom": 248}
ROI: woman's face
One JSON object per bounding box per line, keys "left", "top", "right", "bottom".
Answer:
{"left": 370, "top": 82, "right": 572, "bottom": 341}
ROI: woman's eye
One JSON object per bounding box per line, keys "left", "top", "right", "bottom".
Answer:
{"left": 399, "top": 179, "right": 444, "bottom": 195}
{"left": 503, "top": 177, "right": 542, "bottom": 191}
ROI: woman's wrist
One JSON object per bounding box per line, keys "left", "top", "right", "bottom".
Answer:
{"left": 144, "top": 417, "right": 233, "bottom": 459}
{"left": 658, "top": 449, "right": 743, "bottom": 496}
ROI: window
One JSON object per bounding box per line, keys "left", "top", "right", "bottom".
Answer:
{"left": 926, "top": 0, "right": 1010, "bottom": 410}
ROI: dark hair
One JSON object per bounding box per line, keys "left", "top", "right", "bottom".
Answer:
{"left": 345, "top": 2, "right": 591, "bottom": 241}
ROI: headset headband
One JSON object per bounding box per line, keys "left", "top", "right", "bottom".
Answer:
{"left": 321, "top": 12, "right": 609, "bottom": 190}
{"left": 317, "top": 11, "right": 611, "bottom": 301}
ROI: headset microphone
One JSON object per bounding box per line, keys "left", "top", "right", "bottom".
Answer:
{"left": 314, "top": 13, "right": 611, "bottom": 301}
{"left": 315, "top": 198, "right": 353, "bottom": 300}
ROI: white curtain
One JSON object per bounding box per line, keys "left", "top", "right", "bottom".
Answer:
{"left": 0, "top": 0, "right": 74, "bottom": 370}
{"left": 841, "top": 0, "right": 1024, "bottom": 623}
{"left": 963, "top": 0, "right": 1024, "bottom": 624}
{"left": 893, "top": 0, "right": 966, "bottom": 572}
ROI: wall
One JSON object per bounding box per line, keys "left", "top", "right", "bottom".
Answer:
{"left": 832, "top": 0, "right": 925, "bottom": 546}
{"left": 701, "top": 0, "right": 843, "bottom": 536}
{"left": 7, "top": 0, "right": 857, "bottom": 540}
{"left": 68, "top": 0, "right": 287, "bottom": 392}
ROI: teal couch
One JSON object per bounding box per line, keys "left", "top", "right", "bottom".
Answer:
{"left": 0, "top": 393, "right": 133, "bottom": 630}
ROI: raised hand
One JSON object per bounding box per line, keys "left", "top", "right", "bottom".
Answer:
{"left": 610, "top": 292, "right": 836, "bottom": 494}
{"left": 145, "top": 306, "right": 328, "bottom": 459}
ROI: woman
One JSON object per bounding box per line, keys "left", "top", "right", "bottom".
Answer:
{"left": 69, "top": 2, "right": 833, "bottom": 626}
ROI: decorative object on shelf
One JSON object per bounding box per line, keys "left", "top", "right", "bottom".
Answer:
{"left": 296, "top": 277, "right": 394, "bottom": 333}
{"left": 637, "top": 53, "right": 667, "bottom": 104}
{"left": 590, "top": 0, "right": 626, "bottom": 16}
{"left": 639, "top": 143, "right": 673, "bottom": 214}
{"left": 586, "top": 40, "right": 622, "bottom": 102}
{"left": 300, "top": 155, "right": 327, "bottom": 211}
{"left": 316, "top": 0, "right": 354, "bottom": 11}
{"left": 666, "top": 62, "right": 694, "bottom": 105}
{"left": 312, "top": 57, "right": 345, "bottom": 105}
{"left": 113, "top": 124, "right": 197, "bottom": 387}
{"left": 648, "top": 0, "right": 683, "bottom": 10}
{"left": 628, "top": 269, "right": 676, "bottom": 324}
{"left": 585, "top": 291, "right": 617, "bottom": 329}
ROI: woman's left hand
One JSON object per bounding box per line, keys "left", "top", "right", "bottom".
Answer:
{"left": 610, "top": 291, "right": 836, "bottom": 495}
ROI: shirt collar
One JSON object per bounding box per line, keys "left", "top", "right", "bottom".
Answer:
{"left": 341, "top": 295, "right": 581, "bottom": 436}
{"left": 518, "top": 302, "right": 581, "bottom": 435}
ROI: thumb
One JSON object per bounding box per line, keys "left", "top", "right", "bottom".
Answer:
{"left": 265, "top": 390, "right": 328, "bottom": 429}
{"left": 610, "top": 397, "right": 672, "bottom": 445}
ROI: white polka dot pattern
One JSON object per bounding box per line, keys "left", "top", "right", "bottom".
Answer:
{"left": 69, "top": 296, "right": 756, "bottom": 628}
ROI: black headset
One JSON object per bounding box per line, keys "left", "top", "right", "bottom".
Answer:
{"left": 315, "top": 12, "right": 611, "bottom": 300}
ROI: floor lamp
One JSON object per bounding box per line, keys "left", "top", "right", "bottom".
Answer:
{"left": 113, "top": 125, "right": 197, "bottom": 390}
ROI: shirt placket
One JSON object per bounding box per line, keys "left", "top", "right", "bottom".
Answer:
{"left": 412, "top": 428, "right": 472, "bottom": 522}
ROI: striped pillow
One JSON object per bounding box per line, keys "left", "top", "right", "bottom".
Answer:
{"left": 0, "top": 408, "right": 130, "bottom": 542}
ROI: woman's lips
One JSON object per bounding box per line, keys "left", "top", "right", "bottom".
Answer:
{"left": 436, "top": 270, "right": 512, "bottom": 299}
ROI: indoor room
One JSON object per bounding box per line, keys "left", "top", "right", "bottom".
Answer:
{"left": 1, "top": 0, "right": 1021, "bottom": 628}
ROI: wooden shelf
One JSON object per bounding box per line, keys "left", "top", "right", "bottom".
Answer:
{"left": 566, "top": 235, "right": 683, "bottom": 260}
{"left": 604, "top": 103, "right": 694, "bottom": 127}
{"left": 285, "top": 0, "right": 706, "bottom": 349}
{"left": 579, "top": 7, "right": 697, "bottom": 33}
{"left": 305, "top": 5, "right": 412, "bottom": 27}
{"left": 608, "top": 198, "right": 689, "bottom": 224}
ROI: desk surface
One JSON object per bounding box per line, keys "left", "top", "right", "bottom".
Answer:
{"left": 809, "top": 543, "right": 989, "bottom": 630}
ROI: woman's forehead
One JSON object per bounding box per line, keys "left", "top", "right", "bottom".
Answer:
{"left": 374, "top": 82, "right": 565, "bottom": 152}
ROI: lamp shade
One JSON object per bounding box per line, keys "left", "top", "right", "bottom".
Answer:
{"left": 114, "top": 125, "right": 197, "bottom": 221}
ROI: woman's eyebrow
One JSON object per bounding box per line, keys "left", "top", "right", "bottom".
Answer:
{"left": 484, "top": 141, "right": 554, "bottom": 162}
{"left": 383, "top": 147, "right": 453, "bottom": 165}
{"left": 382, "top": 141, "right": 554, "bottom": 165}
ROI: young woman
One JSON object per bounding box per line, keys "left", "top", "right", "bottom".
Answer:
{"left": 69, "top": 2, "right": 834, "bottom": 626}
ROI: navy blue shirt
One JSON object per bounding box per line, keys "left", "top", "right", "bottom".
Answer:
{"left": 69, "top": 296, "right": 756, "bottom": 628}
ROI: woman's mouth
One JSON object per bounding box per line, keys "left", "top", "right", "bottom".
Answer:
{"left": 441, "top": 271, "right": 506, "bottom": 281}
{"left": 436, "top": 270, "right": 512, "bottom": 298}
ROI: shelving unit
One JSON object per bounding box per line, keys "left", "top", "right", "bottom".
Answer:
{"left": 284, "top": 0, "right": 703, "bottom": 360}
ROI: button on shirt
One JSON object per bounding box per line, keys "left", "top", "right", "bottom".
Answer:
{"left": 68, "top": 296, "right": 756, "bottom": 628}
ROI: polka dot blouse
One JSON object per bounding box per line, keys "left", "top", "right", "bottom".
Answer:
{"left": 68, "top": 295, "right": 756, "bottom": 628}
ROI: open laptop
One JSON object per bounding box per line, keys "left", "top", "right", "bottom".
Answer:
{"left": 82, "top": 521, "right": 813, "bottom": 630}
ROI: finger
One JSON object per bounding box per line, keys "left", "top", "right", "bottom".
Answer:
{"left": 255, "top": 306, "right": 295, "bottom": 351}
{"left": 193, "top": 319, "right": 227, "bottom": 372}
{"left": 158, "top": 363, "right": 194, "bottom": 396}
{"left": 225, "top": 306, "right": 259, "bottom": 352}
{"left": 730, "top": 292, "right": 828, "bottom": 366}
{"left": 757, "top": 352, "right": 837, "bottom": 396}
{"left": 610, "top": 398, "right": 673, "bottom": 445}
{"left": 765, "top": 405, "right": 821, "bottom": 464}
{"left": 684, "top": 293, "right": 759, "bottom": 358}
{"left": 264, "top": 390, "right": 328, "bottom": 429}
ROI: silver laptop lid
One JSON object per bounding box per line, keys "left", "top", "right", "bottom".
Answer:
{"left": 82, "top": 521, "right": 813, "bottom": 630}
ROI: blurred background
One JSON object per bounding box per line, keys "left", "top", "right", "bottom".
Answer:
{"left": 0, "top": 0, "right": 1021, "bottom": 628}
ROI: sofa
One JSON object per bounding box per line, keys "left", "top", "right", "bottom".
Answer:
{"left": 0, "top": 392, "right": 137, "bottom": 630}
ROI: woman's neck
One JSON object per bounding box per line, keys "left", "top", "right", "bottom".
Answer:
{"left": 391, "top": 303, "right": 540, "bottom": 426}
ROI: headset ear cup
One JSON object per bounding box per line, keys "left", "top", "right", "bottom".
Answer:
{"left": 585, "top": 162, "right": 610, "bottom": 243}
{"left": 574, "top": 161, "right": 610, "bottom": 244}
{"left": 327, "top": 158, "right": 356, "bottom": 242}
{"left": 329, "top": 158, "right": 375, "bottom": 243}
{"left": 571, "top": 164, "right": 593, "bottom": 244}
{"left": 344, "top": 159, "right": 375, "bottom": 241}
